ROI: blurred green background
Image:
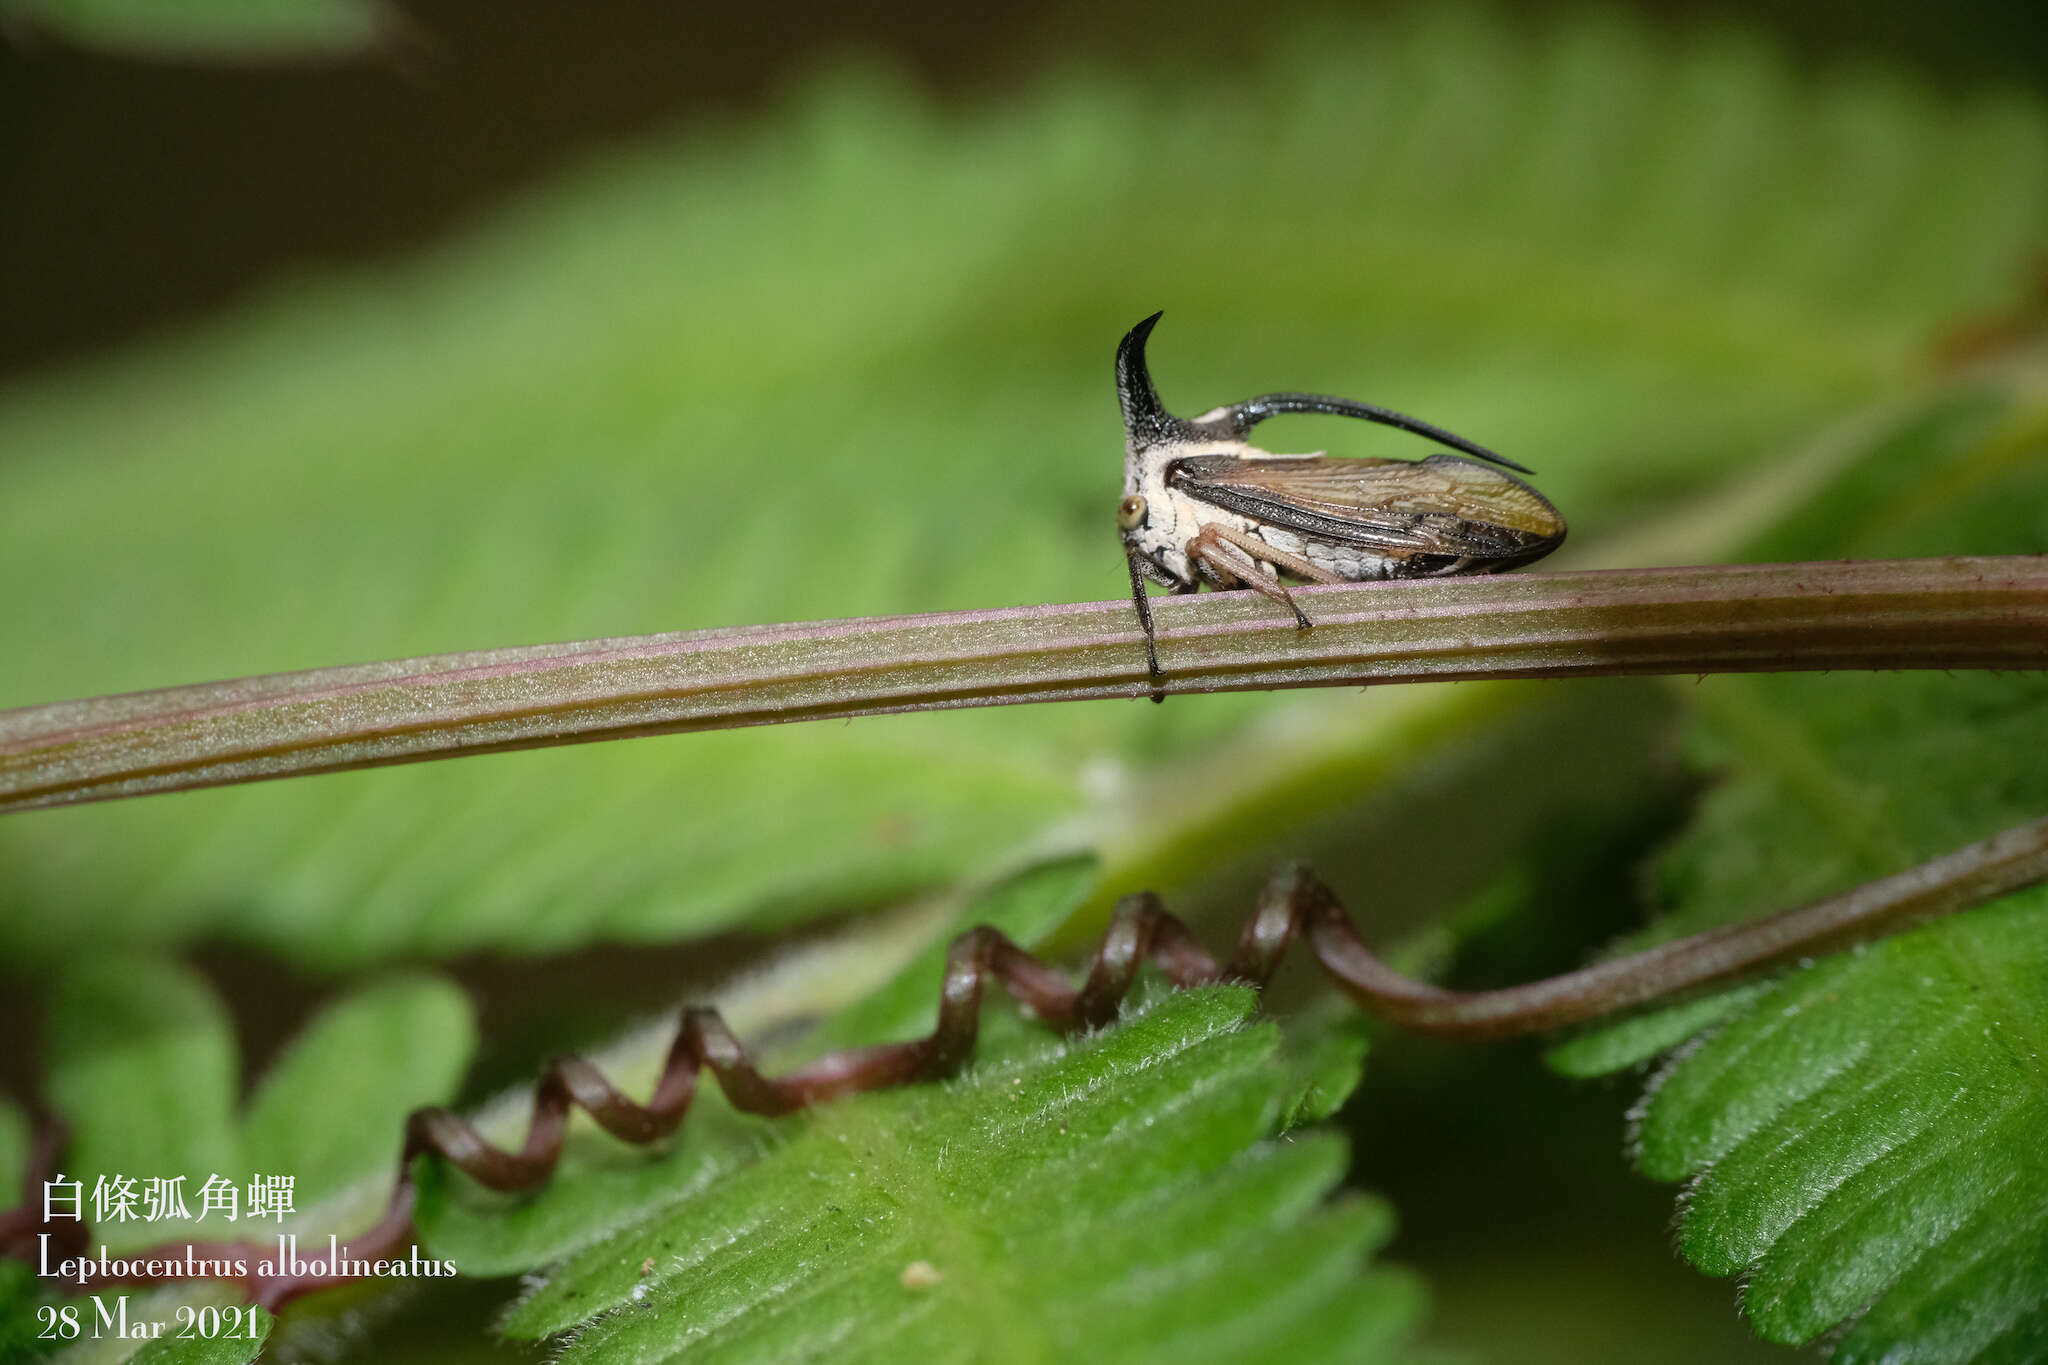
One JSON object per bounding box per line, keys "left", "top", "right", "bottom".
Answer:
{"left": 3, "top": 0, "right": 2045, "bottom": 383}
{"left": 2, "top": 1, "right": 2045, "bottom": 1361}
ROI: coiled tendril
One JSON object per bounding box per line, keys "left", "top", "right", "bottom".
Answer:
{"left": 8, "top": 816, "right": 2048, "bottom": 1311}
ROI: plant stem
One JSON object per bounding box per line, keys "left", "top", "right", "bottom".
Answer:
{"left": 3, "top": 555, "right": 2044, "bottom": 814}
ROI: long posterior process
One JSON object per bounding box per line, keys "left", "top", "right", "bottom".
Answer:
{"left": 7, "top": 813, "right": 2048, "bottom": 1312}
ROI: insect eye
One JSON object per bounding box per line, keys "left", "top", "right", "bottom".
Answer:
{"left": 1117, "top": 494, "right": 1148, "bottom": 532}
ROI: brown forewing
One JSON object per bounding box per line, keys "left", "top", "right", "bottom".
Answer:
{"left": 1168, "top": 452, "right": 1566, "bottom": 563}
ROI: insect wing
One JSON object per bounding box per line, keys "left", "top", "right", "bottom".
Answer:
{"left": 1169, "top": 453, "right": 1565, "bottom": 563}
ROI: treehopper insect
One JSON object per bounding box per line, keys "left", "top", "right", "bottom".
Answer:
{"left": 1115, "top": 312, "right": 1567, "bottom": 695}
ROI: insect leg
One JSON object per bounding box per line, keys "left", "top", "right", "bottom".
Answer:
{"left": 1124, "top": 545, "right": 1166, "bottom": 702}
{"left": 1206, "top": 522, "right": 1345, "bottom": 588}
{"left": 1185, "top": 524, "right": 1333, "bottom": 630}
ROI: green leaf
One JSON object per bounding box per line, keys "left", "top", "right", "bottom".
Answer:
{"left": 415, "top": 857, "right": 1413, "bottom": 1360}
{"left": 4, "top": 7, "right": 2045, "bottom": 972}
{"left": 33, "top": 960, "right": 473, "bottom": 1351}
{"left": 6, "top": 0, "right": 390, "bottom": 60}
{"left": 808, "top": 854, "right": 1100, "bottom": 1054}
{"left": 1543, "top": 983, "right": 1768, "bottom": 1079}
{"left": 1553, "top": 367, "right": 2048, "bottom": 1360}
{"left": 0, "top": 1099, "right": 53, "bottom": 1358}
{"left": 500, "top": 989, "right": 1420, "bottom": 1364}
{"left": 0, "top": 1096, "right": 28, "bottom": 1198}
{"left": 235, "top": 973, "right": 475, "bottom": 1209}
{"left": 126, "top": 1306, "right": 271, "bottom": 1365}
{"left": 415, "top": 856, "right": 1100, "bottom": 1277}
{"left": 16, "top": 972, "right": 469, "bottom": 1356}
{"left": 1275, "top": 996, "right": 1375, "bottom": 1130}
{"left": 44, "top": 959, "right": 239, "bottom": 1206}
{"left": 0, "top": 1258, "right": 63, "bottom": 1361}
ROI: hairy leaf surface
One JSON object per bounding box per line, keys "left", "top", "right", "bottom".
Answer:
{"left": 410, "top": 857, "right": 1398, "bottom": 1362}
{"left": 504, "top": 990, "right": 1412, "bottom": 1365}
{"left": 124, "top": 1309, "right": 271, "bottom": 1365}
{"left": 1551, "top": 366, "right": 2048, "bottom": 1361}
{"left": 413, "top": 856, "right": 1097, "bottom": 1276}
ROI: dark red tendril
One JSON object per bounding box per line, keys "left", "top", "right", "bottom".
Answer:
{"left": 7, "top": 818, "right": 2048, "bottom": 1313}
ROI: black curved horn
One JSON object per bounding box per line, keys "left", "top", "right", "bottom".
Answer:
{"left": 1196, "top": 391, "right": 1534, "bottom": 475}
{"left": 1115, "top": 312, "right": 1196, "bottom": 451}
